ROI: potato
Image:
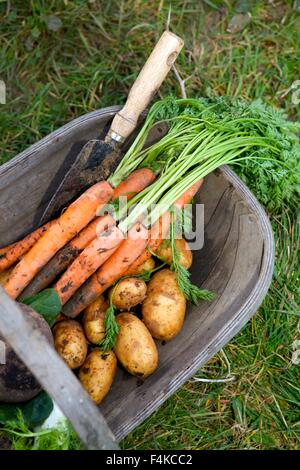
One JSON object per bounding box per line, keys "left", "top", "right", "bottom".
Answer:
{"left": 114, "top": 313, "right": 158, "bottom": 378}
{"left": 83, "top": 295, "right": 108, "bottom": 344}
{"left": 131, "top": 257, "right": 155, "bottom": 275}
{"left": 0, "top": 304, "right": 53, "bottom": 403}
{"left": 142, "top": 269, "right": 186, "bottom": 341}
{"left": 156, "top": 238, "right": 192, "bottom": 269}
{"left": 79, "top": 349, "right": 117, "bottom": 405}
{"left": 53, "top": 320, "right": 87, "bottom": 369}
{"left": 108, "top": 278, "right": 147, "bottom": 310}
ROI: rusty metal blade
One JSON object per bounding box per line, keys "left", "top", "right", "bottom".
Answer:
{"left": 39, "top": 139, "right": 123, "bottom": 225}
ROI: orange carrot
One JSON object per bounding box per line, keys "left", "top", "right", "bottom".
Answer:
{"left": 0, "top": 221, "right": 56, "bottom": 273}
{"left": 125, "top": 212, "right": 171, "bottom": 275}
{"left": 62, "top": 223, "right": 148, "bottom": 317}
{"left": 4, "top": 181, "right": 113, "bottom": 299}
{"left": 0, "top": 242, "right": 17, "bottom": 256}
{"left": 173, "top": 179, "right": 203, "bottom": 209}
{"left": 0, "top": 266, "right": 15, "bottom": 286}
{"left": 19, "top": 214, "right": 116, "bottom": 299}
{"left": 125, "top": 179, "right": 204, "bottom": 274}
{"left": 112, "top": 168, "right": 155, "bottom": 201}
{"left": 19, "top": 170, "right": 156, "bottom": 299}
{"left": 54, "top": 225, "right": 124, "bottom": 305}
{"left": 62, "top": 180, "right": 204, "bottom": 317}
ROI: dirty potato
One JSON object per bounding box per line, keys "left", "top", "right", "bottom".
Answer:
{"left": 114, "top": 313, "right": 158, "bottom": 378}
{"left": 83, "top": 295, "right": 108, "bottom": 344}
{"left": 156, "top": 239, "right": 192, "bottom": 269}
{"left": 142, "top": 269, "right": 186, "bottom": 341}
{"left": 79, "top": 349, "right": 117, "bottom": 405}
{"left": 130, "top": 257, "right": 155, "bottom": 275}
{"left": 109, "top": 278, "right": 147, "bottom": 310}
{"left": 53, "top": 320, "right": 88, "bottom": 369}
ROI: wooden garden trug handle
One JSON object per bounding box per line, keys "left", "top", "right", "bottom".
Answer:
{"left": 106, "top": 30, "right": 184, "bottom": 143}
{"left": 0, "top": 287, "right": 118, "bottom": 450}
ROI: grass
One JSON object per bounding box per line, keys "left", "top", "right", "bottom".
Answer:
{"left": 0, "top": 0, "right": 299, "bottom": 450}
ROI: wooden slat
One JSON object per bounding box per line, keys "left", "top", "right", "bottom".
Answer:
{"left": 0, "top": 288, "right": 118, "bottom": 450}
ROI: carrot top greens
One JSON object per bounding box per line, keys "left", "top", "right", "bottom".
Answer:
{"left": 110, "top": 96, "right": 300, "bottom": 221}
{"left": 107, "top": 96, "right": 300, "bottom": 319}
{"left": 169, "top": 208, "right": 214, "bottom": 305}
{"left": 98, "top": 288, "right": 119, "bottom": 352}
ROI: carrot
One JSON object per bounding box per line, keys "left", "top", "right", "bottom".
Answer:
{"left": 112, "top": 168, "right": 155, "bottom": 201}
{"left": 0, "top": 242, "right": 17, "bottom": 256}
{"left": 19, "top": 170, "right": 156, "bottom": 299}
{"left": 54, "top": 225, "right": 124, "bottom": 305}
{"left": 0, "top": 266, "right": 15, "bottom": 286}
{"left": 125, "top": 212, "right": 171, "bottom": 275}
{"left": 62, "top": 180, "right": 203, "bottom": 317}
{"left": 0, "top": 220, "right": 56, "bottom": 273}
{"left": 173, "top": 179, "right": 203, "bottom": 209}
{"left": 62, "top": 222, "right": 148, "bottom": 318}
{"left": 19, "top": 214, "right": 116, "bottom": 299}
{"left": 126, "top": 179, "right": 204, "bottom": 275}
{"left": 4, "top": 181, "right": 113, "bottom": 299}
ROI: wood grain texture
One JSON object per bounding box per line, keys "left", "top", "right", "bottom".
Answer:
{"left": 0, "top": 107, "right": 274, "bottom": 444}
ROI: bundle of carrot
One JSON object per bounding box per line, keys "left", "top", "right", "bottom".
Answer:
{"left": 1, "top": 95, "right": 298, "bottom": 370}
{"left": 2, "top": 168, "right": 156, "bottom": 298}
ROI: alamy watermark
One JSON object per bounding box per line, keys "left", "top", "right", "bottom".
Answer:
{"left": 97, "top": 198, "right": 205, "bottom": 250}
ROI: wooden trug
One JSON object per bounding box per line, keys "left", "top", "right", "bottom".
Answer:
{"left": 0, "top": 107, "right": 274, "bottom": 448}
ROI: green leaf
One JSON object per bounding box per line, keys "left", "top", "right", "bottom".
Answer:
{"left": 22, "top": 392, "right": 53, "bottom": 428}
{"left": 0, "top": 392, "right": 53, "bottom": 427}
{"left": 22, "top": 289, "right": 61, "bottom": 327}
{"left": 231, "top": 397, "right": 246, "bottom": 428}
{"left": 98, "top": 301, "right": 119, "bottom": 352}
{"left": 0, "top": 403, "right": 20, "bottom": 424}
{"left": 169, "top": 211, "right": 215, "bottom": 304}
{"left": 31, "top": 26, "right": 40, "bottom": 39}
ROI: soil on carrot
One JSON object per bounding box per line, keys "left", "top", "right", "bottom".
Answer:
{"left": 0, "top": 0, "right": 299, "bottom": 450}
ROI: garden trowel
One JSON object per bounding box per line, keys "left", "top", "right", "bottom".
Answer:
{"left": 39, "top": 31, "right": 184, "bottom": 224}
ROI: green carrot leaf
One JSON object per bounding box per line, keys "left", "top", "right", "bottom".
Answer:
{"left": 98, "top": 288, "right": 119, "bottom": 351}
{"left": 174, "top": 262, "right": 215, "bottom": 304}
{"left": 170, "top": 209, "right": 215, "bottom": 304}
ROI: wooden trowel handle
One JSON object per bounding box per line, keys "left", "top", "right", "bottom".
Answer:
{"left": 105, "top": 30, "right": 184, "bottom": 144}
